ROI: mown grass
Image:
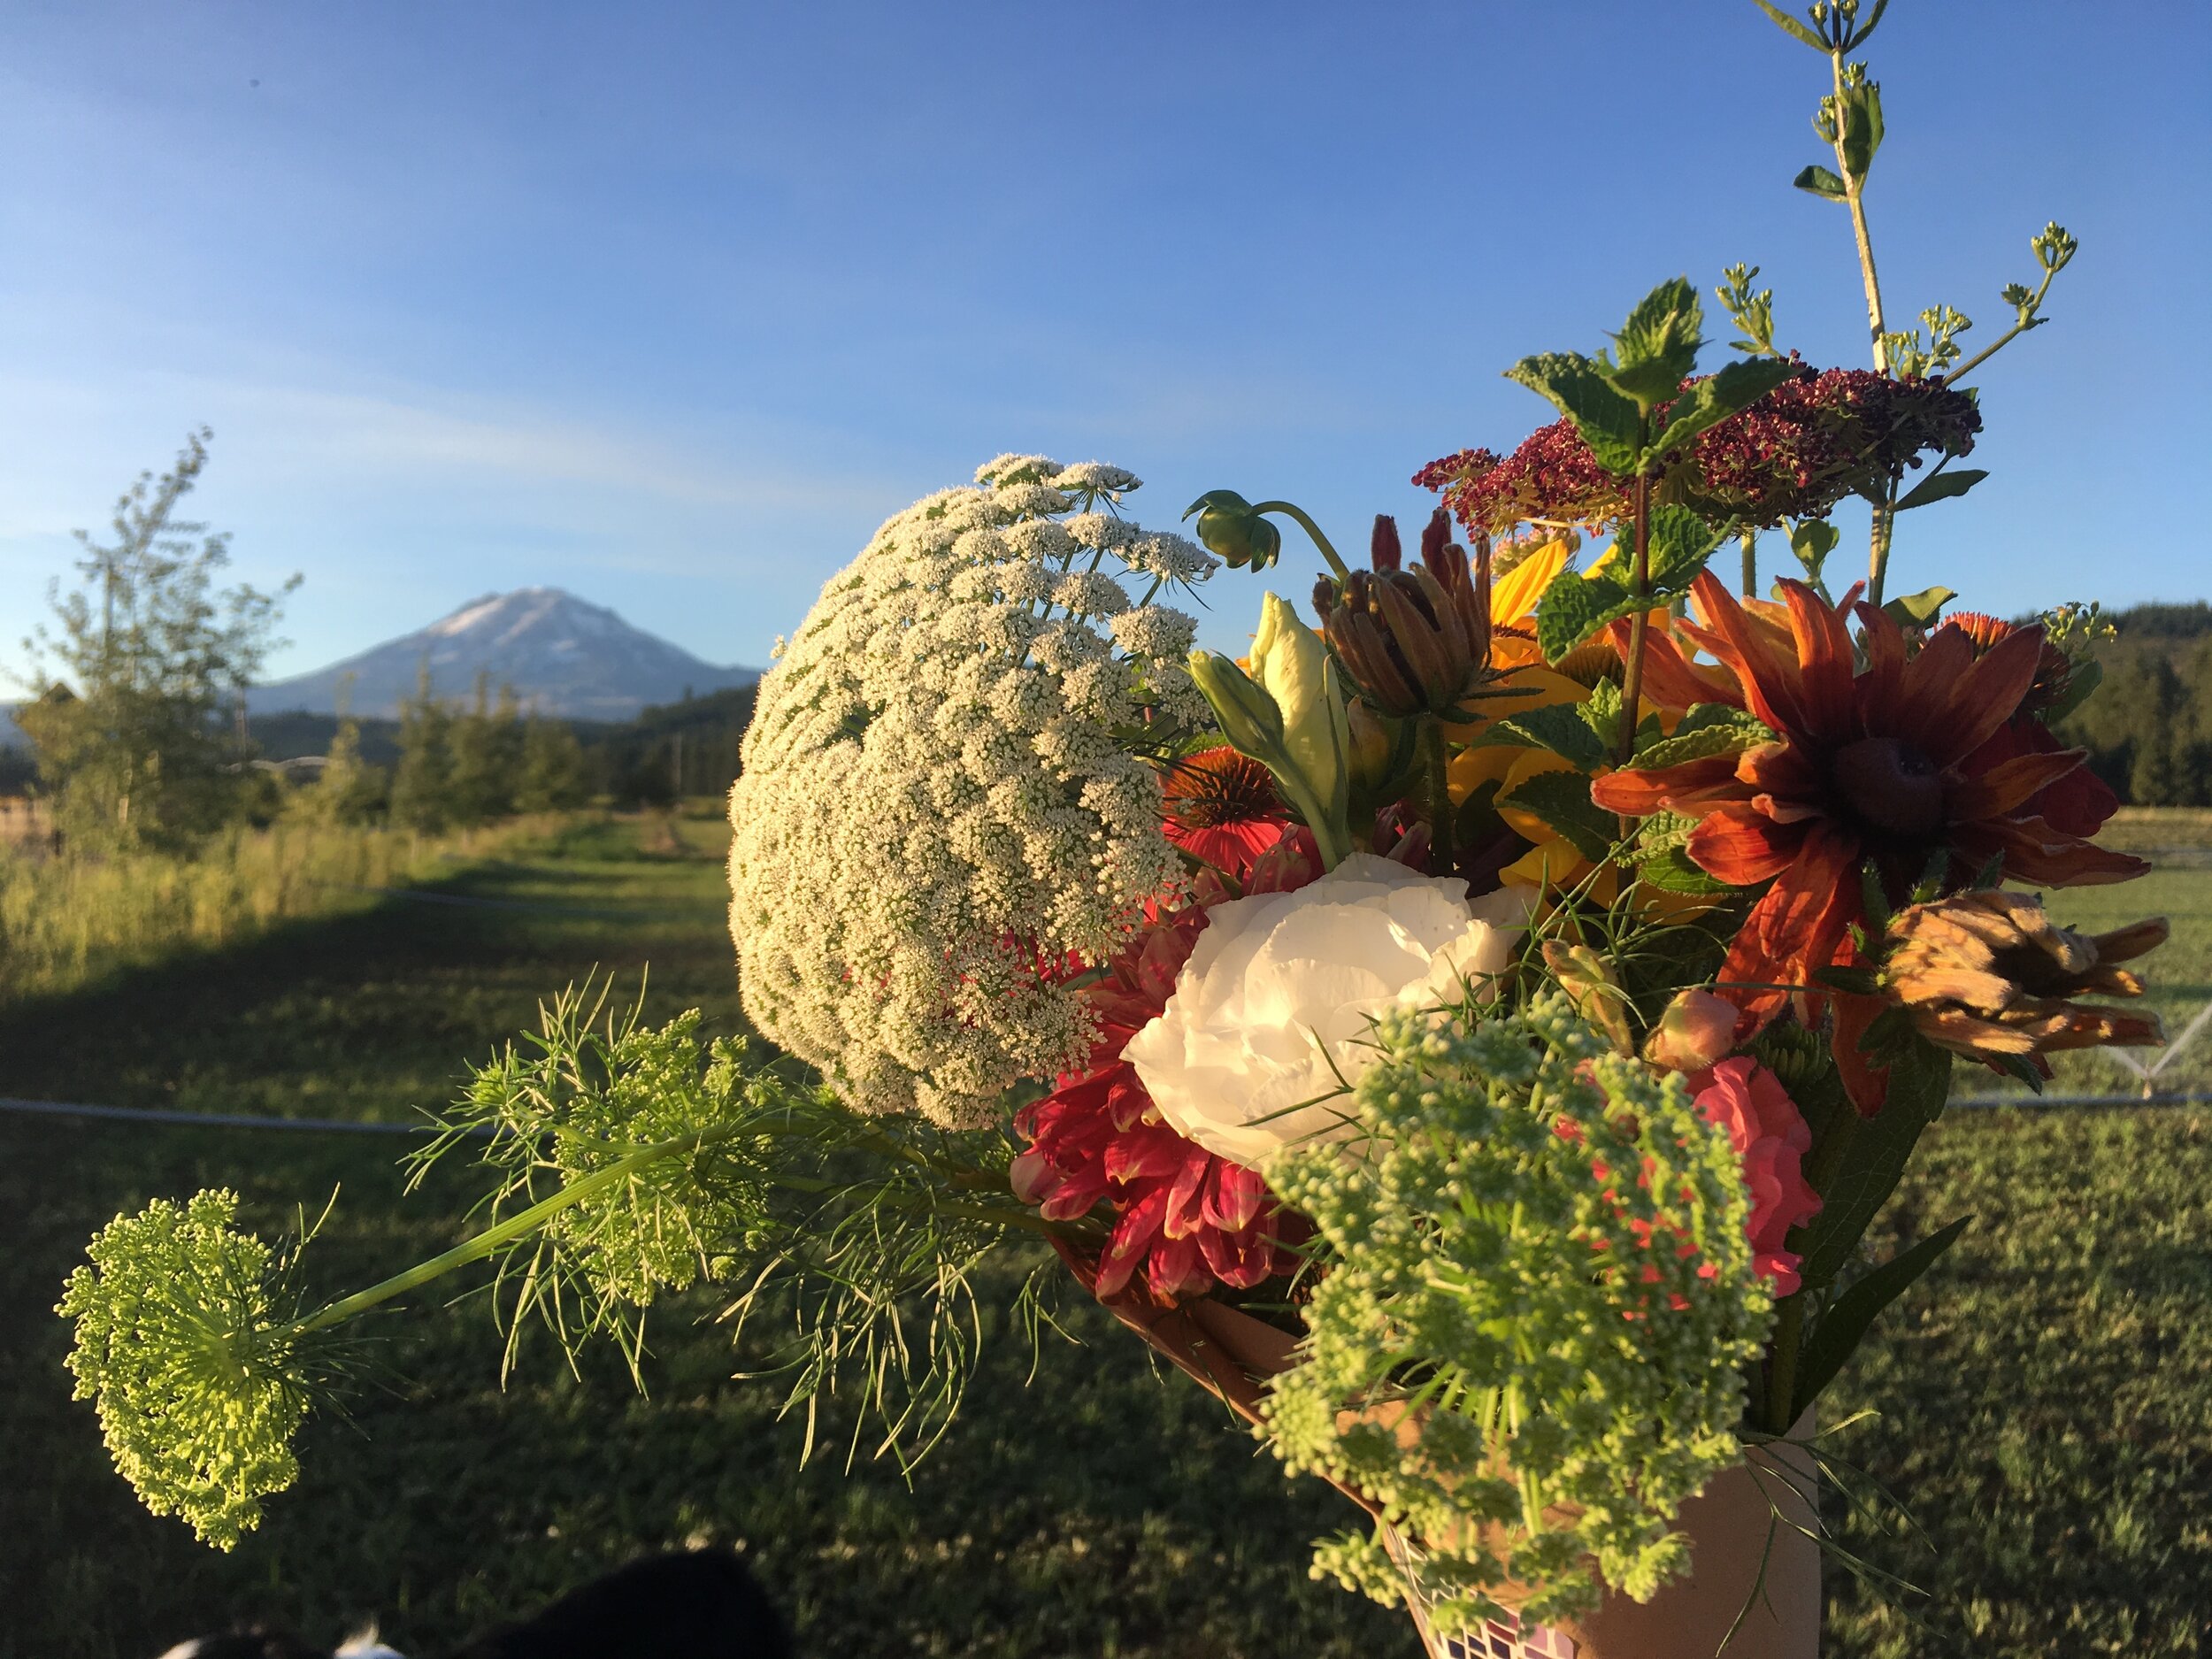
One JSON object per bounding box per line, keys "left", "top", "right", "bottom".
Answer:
{"left": 0, "top": 815, "right": 558, "bottom": 1004}
{"left": 4, "top": 811, "right": 2209, "bottom": 1656}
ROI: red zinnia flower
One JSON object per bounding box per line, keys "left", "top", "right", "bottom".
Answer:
{"left": 1010, "top": 828, "right": 1317, "bottom": 1304}
{"left": 1161, "top": 746, "right": 1291, "bottom": 879}
{"left": 1591, "top": 574, "right": 2147, "bottom": 1110}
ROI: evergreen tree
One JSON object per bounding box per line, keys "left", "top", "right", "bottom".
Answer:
{"left": 446, "top": 672, "right": 521, "bottom": 826}
{"left": 388, "top": 665, "right": 453, "bottom": 833}
{"left": 516, "top": 715, "right": 589, "bottom": 813}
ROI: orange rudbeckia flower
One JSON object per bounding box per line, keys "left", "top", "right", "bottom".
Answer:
{"left": 1592, "top": 572, "right": 2147, "bottom": 1110}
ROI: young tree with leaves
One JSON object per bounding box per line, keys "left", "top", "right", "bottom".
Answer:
{"left": 15, "top": 430, "right": 298, "bottom": 852}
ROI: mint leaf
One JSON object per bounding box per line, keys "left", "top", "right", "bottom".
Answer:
{"left": 1534, "top": 564, "right": 1632, "bottom": 663}
{"left": 1487, "top": 703, "right": 1610, "bottom": 772}
{"left": 1505, "top": 353, "right": 1641, "bottom": 474}
{"left": 1500, "top": 768, "right": 1616, "bottom": 864}
{"left": 1645, "top": 504, "right": 1726, "bottom": 595}
{"left": 1793, "top": 164, "right": 1847, "bottom": 200}
{"left": 1604, "top": 278, "right": 1704, "bottom": 411}
{"left": 1648, "top": 357, "right": 1799, "bottom": 458}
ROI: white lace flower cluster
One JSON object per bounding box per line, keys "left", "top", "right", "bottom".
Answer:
{"left": 729, "top": 456, "right": 1216, "bottom": 1125}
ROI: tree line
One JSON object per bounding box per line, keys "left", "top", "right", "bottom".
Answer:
{"left": 2053, "top": 603, "right": 2212, "bottom": 807}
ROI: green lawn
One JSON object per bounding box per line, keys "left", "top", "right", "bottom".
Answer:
{"left": 4, "top": 812, "right": 2209, "bottom": 1656}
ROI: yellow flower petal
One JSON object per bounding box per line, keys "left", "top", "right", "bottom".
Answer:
{"left": 1489, "top": 537, "right": 1572, "bottom": 628}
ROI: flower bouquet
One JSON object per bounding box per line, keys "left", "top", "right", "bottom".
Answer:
{"left": 60, "top": 5, "right": 2172, "bottom": 1655}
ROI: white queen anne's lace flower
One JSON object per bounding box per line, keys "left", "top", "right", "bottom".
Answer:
{"left": 730, "top": 461, "right": 1217, "bottom": 1125}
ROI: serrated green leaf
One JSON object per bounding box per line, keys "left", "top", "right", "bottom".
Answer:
{"left": 1631, "top": 715, "right": 1770, "bottom": 772}
{"left": 1534, "top": 565, "right": 1632, "bottom": 663}
{"left": 1792, "top": 1217, "right": 1970, "bottom": 1419}
{"left": 1792, "top": 1041, "right": 1953, "bottom": 1294}
{"left": 1605, "top": 278, "right": 1704, "bottom": 411}
{"left": 1505, "top": 353, "right": 1642, "bottom": 474}
{"left": 1486, "top": 703, "right": 1611, "bottom": 772}
{"left": 1894, "top": 467, "right": 1989, "bottom": 511}
{"left": 1793, "top": 164, "right": 1848, "bottom": 200}
{"left": 1648, "top": 357, "right": 1800, "bottom": 458}
{"left": 1645, "top": 504, "right": 1726, "bottom": 595}
{"left": 1671, "top": 703, "right": 1770, "bottom": 741}
{"left": 1634, "top": 843, "right": 1734, "bottom": 895}
{"left": 1881, "top": 586, "right": 1956, "bottom": 629}
{"left": 1499, "top": 768, "right": 1616, "bottom": 864}
{"left": 1753, "top": 0, "right": 1827, "bottom": 50}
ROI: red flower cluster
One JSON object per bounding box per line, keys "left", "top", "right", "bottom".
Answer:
{"left": 1010, "top": 830, "right": 1318, "bottom": 1304}
{"left": 1415, "top": 365, "right": 1982, "bottom": 535}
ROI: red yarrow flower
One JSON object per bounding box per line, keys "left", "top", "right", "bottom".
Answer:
{"left": 1010, "top": 827, "right": 1317, "bottom": 1304}
{"left": 1417, "top": 365, "right": 1982, "bottom": 537}
{"left": 1591, "top": 573, "right": 2147, "bottom": 1111}
{"left": 1687, "top": 1058, "right": 1822, "bottom": 1296}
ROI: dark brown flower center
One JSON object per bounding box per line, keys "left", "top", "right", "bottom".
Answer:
{"left": 1832, "top": 737, "right": 1947, "bottom": 839}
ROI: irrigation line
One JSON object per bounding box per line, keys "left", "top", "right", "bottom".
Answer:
{"left": 302, "top": 879, "right": 711, "bottom": 920}
{"left": 1951, "top": 1091, "right": 2212, "bottom": 1110}
{"left": 0, "top": 1096, "right": 490, "bottom": 1138}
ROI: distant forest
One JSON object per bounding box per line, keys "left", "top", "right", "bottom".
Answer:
{"left": 2053, "top": 602, "right": 2212, "bottom": 807}
{"left": 250, "top": 682, "right": 759, "bottom": 807}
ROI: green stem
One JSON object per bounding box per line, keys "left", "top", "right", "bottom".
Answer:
{"left": 1867, "top": 479, "right": 1899, "bottom": 608}
{"left": 1418, "top": 714, "right": 1453, "bottom": 875}
{"left": 301, "top": 1127, "right": 730, "bottom": 1334}
{"left": 1251, "top": 501, "right": 1352, "bottom": 582}
{"left": 1939, "top": 265, "right": 2059, "bottom": 388}
{"left": 1614, "top": 464, "right": 1655, "bottom": 770}
{"left": 1833, "top": 52, "right": 1888, "bottom": 373}
{"left": 1765, "top": 1292, "right": 1807, "bottom": 1433}
{"left": 1740, "top": 528, "right": 1758, "bottom": 599}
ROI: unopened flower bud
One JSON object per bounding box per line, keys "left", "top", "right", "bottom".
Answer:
{"left": 1370, "top": 514, "right": 1402, "bottom": 572}
{"left": 1541, "top": 941, "right": 1635, "bottom": 1056}
{"left": 1318, "top": 530, "right": 1496, "bottom": 720}
{"left": 1345, "top": 699, "right": 1394, "bottom": 795}
{"left": 1642, "top": 988, "right": 1740, "bottom": 1072}
{"left": 1419, "top": 505, "right": 1450, "bottom": 565}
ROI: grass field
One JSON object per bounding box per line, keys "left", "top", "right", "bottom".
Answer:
{"left": 3, "top": 812, "right": 2209, "bottom": 1656}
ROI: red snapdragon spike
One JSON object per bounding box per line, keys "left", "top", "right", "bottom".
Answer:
{"left": 1591, "top": 572, "right": 2148, "bottom": 1113}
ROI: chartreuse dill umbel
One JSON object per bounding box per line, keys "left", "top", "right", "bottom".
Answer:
{"left": 56, "top": 5, "right": 2179, "bottom": 1653}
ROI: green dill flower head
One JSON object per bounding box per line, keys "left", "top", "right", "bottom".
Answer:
{"left": 1262, "top": 994, "right": 1771, "bottom": 1631}
{"left": 57, "top": 1189, "right": 309, "bottom": 1551}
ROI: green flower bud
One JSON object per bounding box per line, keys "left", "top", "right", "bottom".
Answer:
{"left": 1182, "top": 489, "right": 1285, "bottom": 571}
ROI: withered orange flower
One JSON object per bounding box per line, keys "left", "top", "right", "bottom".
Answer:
{"left": 1882, "top": 889, "right": 2167, "bottom": 1067}
{"left": 1591, "top": 572, "right": 2147, "bottom": 1108}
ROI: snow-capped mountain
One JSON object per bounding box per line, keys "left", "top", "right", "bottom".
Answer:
{"left": 247, "top": 588, "right": 758, "bottom": 720}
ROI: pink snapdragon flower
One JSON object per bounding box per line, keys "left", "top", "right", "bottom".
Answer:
{"left": 1686, "top": 1057, "right": 1824, "bottom": 1295}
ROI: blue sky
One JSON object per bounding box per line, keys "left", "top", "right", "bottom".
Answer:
{"left": 3, "top": 0, "right": 2205, "bottom": 683}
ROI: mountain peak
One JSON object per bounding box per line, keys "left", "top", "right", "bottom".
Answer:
{"left": 248, "top": 588, "right": 757, "bottom": 721}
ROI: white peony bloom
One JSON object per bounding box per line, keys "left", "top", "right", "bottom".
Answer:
{"left": 729, "top": 460, "right": 1217, "bottom": 1127}
{"left": 1124, "top": 856, "right": 1525, "bottom": 1169}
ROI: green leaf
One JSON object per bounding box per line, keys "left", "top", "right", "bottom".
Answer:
{"left": 1498, "top": 768, "right": 1616, "bottom": 864}
{"left": 1672, "top": 703, "right": 1770, "bottom": 741}
{"left": 1486, "top": 703, "right": 1611, "bottom": 772}
{"left": 1505, "top": 353, "right": 1642, "bottom": 474}
{"left": 1792, "top": 1217, "right": 1970, "bottom": 1419}
{"left": 1838, "top": 81, "right": 1885, "bottom": 180}
{"left": 1534, "top": 564, "right": 1633, "bottom": 663}
{"left": 1753, "top": 0, "right": 1827, "bottom": 50}
{"left": 1604, "top": 278, "right": 1704, "bottom": 411}
{"left": 1787, "top": 518, "right": 1839, "bottom": 585}
{"left": 1881, "top": 586, "right": 1956, "bottom": 630}
{"left": 1634, "top": 842, "right": 1734, "bottom": 895}
{"left": 1893, "top": 467, "right": 1989, "bottom": 511}
{"left": 1648, "top": 357, "right": 1799, "bottom": 458}
{"left": 1792, "top": 1041, "right": 1953, "bottom": 1294}
{"left": 1645, "top": 503, "right": 1726, "bottom": 595}
{"left": 1793, "top": 164, "right": 1848, "bottom": 200}
{"left": 2041, "top": 657, "right": 2103, "bottom": 725}
{"left": 1631, "top": 713, "right": 1771, "bottom": 772}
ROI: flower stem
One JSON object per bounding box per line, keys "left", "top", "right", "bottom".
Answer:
{"left": 1251, "top": 501, "right": 1353, "bottom": 581}
{"left": 1615, "top": 468, "right": 1655, "bottom": 770}
{"left": 1832, "top": 51, "right": 1888, "bottom": 373}
{"left": 1419, "top": 714, "right": 1454, "bottom": 875}
{"left": 1740, "top": 528, "right": 1758, "bottom": 599}
{"left": 1765, "top": 1291, "right": 1807, "bottom": 1433}
{"left": 1867, "top": 480, "right": 1898, "bottom": 608}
